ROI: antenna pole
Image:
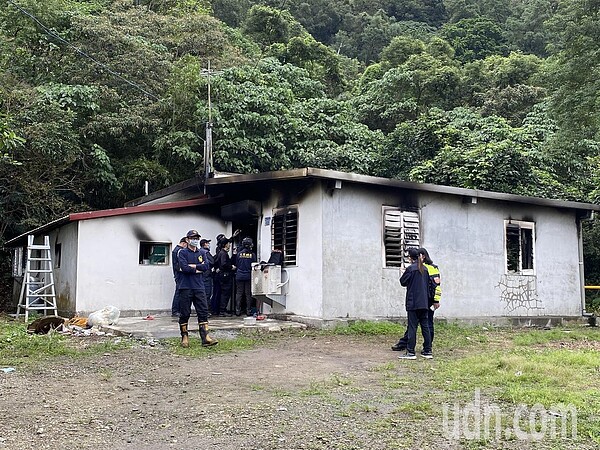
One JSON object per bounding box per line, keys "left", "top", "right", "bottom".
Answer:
{"left": 203, "top": 60, "right": 214, "bottom": 182}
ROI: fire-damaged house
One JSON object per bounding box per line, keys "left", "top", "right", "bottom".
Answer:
{"left": 5, "top": 167, "right": 600, "bottom": 326}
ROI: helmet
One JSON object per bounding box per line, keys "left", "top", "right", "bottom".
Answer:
{"left": 242, "top": 237, "right": 253, "bottom": 249}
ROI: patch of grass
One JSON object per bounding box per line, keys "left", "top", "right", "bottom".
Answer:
{"left": 510, "top": 327, "right": 600, "bottom": 346}
{"left": 165, "top": 333, "right": 262, "bottom": 356}
{"left": 0, "top": 317, "right": 131, "bottom": 366}
{"left": 369, "top": 361, "right": 396, "bottom": 372}
{"left": 271, "top": 388, "right": 293, "bottom": 398}
{"left": 330, "top": 373, "right": 352, "bottom": 386}
{"left": 343, "top": 402, "right": 378, "bottom": 415}
{"left": 300, "top": 381, "right": 329, "bottom": 397}
{"left": 331, "top": 320, "right": 405, "bottom": 336}
{"left": 392, "top": 401, "right": 434, "bottom": 419}
{"left": 436, "top": 346, "right": 600, "bottom": 444}
{"left": 99, "top": 368, "right": 113, "bottom": 381}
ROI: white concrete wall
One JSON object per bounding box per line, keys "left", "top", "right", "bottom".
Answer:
{"left": 75, "top": 209, "right": 227, "bottom": 314}
{"left": 47, "top": 222, "right": 79, "bottom": 313}
{"left": 422, "top": 195, "right": 582, "bottom": 319}
{"left": 321, "top": 183, "right": 406, "bottom": 319}
{"left": 320, "top": 183, "right": 583, "bottom": 320}
{"left": 257, "top": 184, "right": 324, "bottom": 318}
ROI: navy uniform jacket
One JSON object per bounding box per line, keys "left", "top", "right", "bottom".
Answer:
{"left": 235, "top": 249, "right": 256, "bottom": 281}
{"left": 199, "top": 248, "right": 214, "bottom": 279}
{"left": 400, "top": 263, "right": 430, "bottom": 311}
{"left": 178, "top": 247, "right": 209, "bottom": 290}
{"left": 172, "top": 244, "right": 185, "bottom": 286}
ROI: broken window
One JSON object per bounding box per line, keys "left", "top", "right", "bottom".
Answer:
{"left": 505, "top": 220, "right": 535, "bottom": 275}
{"left": 383, "top": 207, "right": 420, "bottom": 268}
{"left": 272, "top": 206, "right": 298, "bottom": 266}
{"left": 139, "top": 242, "right": 170, "bottom": 265}
{"left": 12, "top": 247, "right": 24, "bottom": 277}
{"left": 54, "top": 243, "right": 61, "bottom": 269}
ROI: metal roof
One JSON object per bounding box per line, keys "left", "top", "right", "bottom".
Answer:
{"left": 203, "top": 167, "right": 600, "bottom": 211}
{"left": 7, "top": 167, "right": 599, "bottom": 247}
{"left": 4, "top": 197, "right": 215, "bottom": 248}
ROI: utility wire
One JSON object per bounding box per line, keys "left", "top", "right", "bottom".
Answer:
{"left": 6, "top": 0, "right": 159, "bottom": 100}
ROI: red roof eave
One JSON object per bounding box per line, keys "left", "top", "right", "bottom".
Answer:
{"left": 69, "top": 197, "right": 212, "bottom": 221}
{"left": 4, "top": 196, "right": 214, "bottom": 248}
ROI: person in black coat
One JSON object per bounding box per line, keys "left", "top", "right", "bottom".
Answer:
{"left": 215, "top": 238, "right": 236, "bottom": 316}
{"left": 398, "top": 248, "right": 432, "bottom": 360}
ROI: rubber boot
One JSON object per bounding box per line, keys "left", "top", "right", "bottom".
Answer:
{"left": 179, "top": 323, "right": 189, "bottom": 348}
{"left": 199, "top": 322, "right": 218, "bottom": 347}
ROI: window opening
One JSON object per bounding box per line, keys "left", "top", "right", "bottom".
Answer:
{"left": 272, "top": 207, "right": 298, "bottom": 266}
{"left": 12, "top": 247, "right": 24, "bottom": 277}
{"left": 139, "top": 242, "right": 170, "bottom": 265}
{"left": 54, "top": 243, "right": 62, "bottom": 269}
{"left": 383, "top": 208, "right": 420, "bottom": 267}
{"left": 505, "top": 220, "right": 535, "bottom": 275}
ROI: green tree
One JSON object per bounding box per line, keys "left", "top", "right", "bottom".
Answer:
{"left": 440, "top": 17, "right": 509, "bottom": 62}
{"left": 464, "top": 52, "right": 546, "bottom": 125}
{"left": 544, "top": 0, "right": 600, "bottom": 142}
{"left": 242, "top": 5, "right": 307, "bottom": 48}
{"left": 380, "top": 36, "right": 426, "bottom": 68}
{"left": 269, "top": 36, "right": 347, "bottom": 95}
{"left": 353, "top": 52, "right": 463, "bottom": 131}
{"left": 408, "top": 107, "right": 571, "bottom": 198}
{"left": 504, "top": 0, "right": 558, "bottom": 57}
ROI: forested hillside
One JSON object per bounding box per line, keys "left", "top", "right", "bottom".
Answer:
{"left": 1, "top": 0, "right": 600, "bottom": 295}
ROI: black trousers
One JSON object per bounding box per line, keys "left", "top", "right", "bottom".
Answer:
{"left": 218, "top": 275, "right": 233, "bottom": 313}
{"left": 235, "top": 279, "right": 253, "bottom": 315}
{"left": 178, "top": 288, "right": 208, "bottom": 324}
{"left": 397, "top": 308, "right": 435, "bottom": 347}
{"left": 406, "top": 309, "right": 432, "bottom": 354}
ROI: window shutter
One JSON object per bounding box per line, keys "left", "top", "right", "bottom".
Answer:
{"left": 272, "top": 207, "right": 298, "bottom": 265}
{"left": 384, "top": 208, "right": 420, "bottom": 267}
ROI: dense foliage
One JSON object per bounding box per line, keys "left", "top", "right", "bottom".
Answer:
{"left": 1, "top": 0, "right": 600, "bottom": 300}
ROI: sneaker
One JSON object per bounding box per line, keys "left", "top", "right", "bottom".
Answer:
{"left": 398, "top": 352, "right": 417, "bottom": 360}
{"left": 420, "top": 351, "right": 434, "bottom": 359}
{"left": 391, "top": 343, "right": 406, "bottom": 352}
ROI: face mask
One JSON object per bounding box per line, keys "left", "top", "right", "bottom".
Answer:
{"left": 189, "top": 239, "right": 199, "bottom": 247}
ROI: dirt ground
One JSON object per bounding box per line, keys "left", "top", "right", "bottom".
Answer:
{"left": 0, "top": 332, "right": 590, "bottom": 450}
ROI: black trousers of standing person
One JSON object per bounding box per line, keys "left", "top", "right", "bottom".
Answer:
{"left": 235, "top": 279, "right": 253, "bottom": 316}
{"left": 178, "top": 288, "right": 209, "bottom": 324}
{"left": 396, "top": 308, "right": 436, "bottom": 348}
{"left": 406, "top": 309, "right": 432, "bottom": 355}
{"left": 218, "top": 273, "right": 234, "bottom": 314}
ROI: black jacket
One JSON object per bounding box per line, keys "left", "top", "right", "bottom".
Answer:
{"left": 400, "top": 263, "right": 430, "bottom": 311}
{"left": 215, "top": 248, "right": 235, "bottom": 279}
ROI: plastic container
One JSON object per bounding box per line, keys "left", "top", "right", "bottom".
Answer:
{"left": 243, "top": 316, "right": 256, "bottom": 326}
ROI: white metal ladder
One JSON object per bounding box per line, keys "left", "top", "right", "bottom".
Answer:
{"left": 16, "top": 235, "right": 58, "bottom": 322}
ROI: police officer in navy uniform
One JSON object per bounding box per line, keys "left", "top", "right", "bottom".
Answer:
{"left": 177, "top": 230, "right": 218, "bottom": 348}
{"left": 199, "top": 239, "right": 214, "bottom": 315}
{"left": 234, "top": 237, "right": 257, "bottom": 316}
{"left": 170, "top": 237, "right": 187, "bottom": 318}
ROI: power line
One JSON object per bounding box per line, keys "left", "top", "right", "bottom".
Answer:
{"left": 5, "top": 0, "right": 159, "bottom": 100}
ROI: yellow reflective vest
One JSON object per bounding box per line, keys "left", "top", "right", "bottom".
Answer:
{"left": 424, "top": 263, "right": 442, "bottom": 304}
